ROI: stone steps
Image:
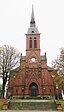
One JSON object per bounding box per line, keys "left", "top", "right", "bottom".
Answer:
{"left": 9, "top": 100, "right": 57, "bottom": 110}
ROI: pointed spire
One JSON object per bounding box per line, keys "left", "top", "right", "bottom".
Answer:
{"left": 30, "top": 5, "right": 36, "bottom": 27}
{"left": 31, "top": 5, "right": 35, "bottom": 22}
{"left": 27, "top": 5, "right": 39, "bottom": 34}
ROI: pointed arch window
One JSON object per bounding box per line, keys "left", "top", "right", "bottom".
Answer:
{"left": 34, "top": 37, "right": 37, "bottom": 48}
{"left": 29, "top": 37, "right": 32, "bottom": 48}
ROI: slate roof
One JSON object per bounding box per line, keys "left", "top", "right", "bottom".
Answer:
{"left": 22, "top": 56, "right": 26, "bottom": 61}
{"left": 10, "top": 67, "right": 19, "bottom": 73}
{"left": 27, "top": 5, "right": 39, "bottom": 34}
{"left": 40, "top": 55, "right": 46, "bottom": 61}
{"left": 22, "top": 55, "right": 46, "bottom": 61}
{"left": 48, "top": 66, "right": 53, "bottom": 71}
{"left": 27, "top": 27, "right": 39, "bottom": 34}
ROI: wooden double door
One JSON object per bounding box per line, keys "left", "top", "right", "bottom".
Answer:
{"left": 29, "top": 83, "right": 38, "bottom": 96}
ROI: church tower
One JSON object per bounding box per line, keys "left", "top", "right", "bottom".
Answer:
{"left": 8, "top": 5, "right": 55, "bottom": 98}
{"left": 26, "top": 5, "right": 40, "bottom": 62}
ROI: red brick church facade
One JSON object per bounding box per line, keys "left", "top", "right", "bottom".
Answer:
{"left": 8, "top": 6, "right": 55, "bottom": 98}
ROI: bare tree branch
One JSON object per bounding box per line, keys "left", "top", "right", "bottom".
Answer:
{"left": 0, "top": 45, "right": 20, "bottom": 98}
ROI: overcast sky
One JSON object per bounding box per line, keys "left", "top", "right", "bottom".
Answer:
{"left": 0, "top": 0, "right": 64, "bottom": 67}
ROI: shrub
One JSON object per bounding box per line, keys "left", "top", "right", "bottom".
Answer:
{"left": 0, "top": 102, "right": 4, "bottom": 110}
{"left": 61, "top": 101, "right": 64, "bottom": 111}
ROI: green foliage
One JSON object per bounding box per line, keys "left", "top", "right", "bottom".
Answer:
{"left": 52, "top": 48, "right": 64, "bottom": 77}
{"left": 0, "top": 102, "right": 4, "bottom": 110}
{"left": 61, "top": 101, "right": 64, "bottom": 111}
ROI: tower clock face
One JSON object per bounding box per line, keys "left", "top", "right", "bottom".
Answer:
{"left": 31, "top": 58, "right": 36, "bottom": 62}
{"left": 29, "top": 57, "right": 36, "bottom": 63}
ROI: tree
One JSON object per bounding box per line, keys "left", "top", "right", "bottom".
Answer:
{"left": 0, "top": 45, "right": 20, "bottom": 98}
{"left": 52, "top": 48, "right": 64, "bottom": 76}
{"left": 52, "top": 48, "right": 64, "bottom": 96}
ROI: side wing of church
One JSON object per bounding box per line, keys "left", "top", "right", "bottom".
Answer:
{"left": 8, "top": 6, "right": 55, "bottom": 99}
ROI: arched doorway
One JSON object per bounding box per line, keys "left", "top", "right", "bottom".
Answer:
{"left": 29, "top": 83, "right": 38, "bottom": 96}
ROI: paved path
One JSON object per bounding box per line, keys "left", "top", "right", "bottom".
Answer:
{"left": 0, "top": 110, "right": 58, "bottom": 112}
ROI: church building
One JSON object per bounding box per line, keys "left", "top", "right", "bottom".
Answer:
{"left": 8, "top": 6, "right": 55, "bottom": 99}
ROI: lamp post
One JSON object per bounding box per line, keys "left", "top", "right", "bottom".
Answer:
{"left": 43, "top": 85, "right": 45, "bottom": 96}
{"left": 63, "top": 71, "right": 64, "bottom": 93}
{"left": 62, "top": 81, "right": 64, "bottom": 93}
{"left": 61, "top": 70, "right": 64, "bottom": 99}
{"left": 62, "top": 81, "right": 64, "bottom": 100}
{"left": 22, "top": 87, "right": 24, "bottom": 99}
{"left": 56, "top": 83, "right": 59, "bottom": 100}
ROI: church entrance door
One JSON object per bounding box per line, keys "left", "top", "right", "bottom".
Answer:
{"left": 29, "top": 83, "right": 38, "bottom": 96}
